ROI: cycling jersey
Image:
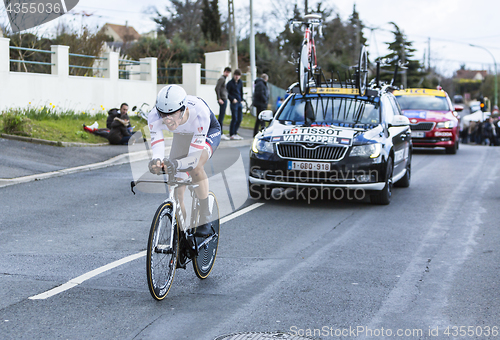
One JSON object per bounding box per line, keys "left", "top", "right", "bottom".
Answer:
{"left": 148, "top": 95, "right": 221, "bottom": 171}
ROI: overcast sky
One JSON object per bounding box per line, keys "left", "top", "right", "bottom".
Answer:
{"left": 2, "top": 0, "right": 499, "bottom": 78}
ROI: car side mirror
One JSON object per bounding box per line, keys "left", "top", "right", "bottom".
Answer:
{"left": 259, "top": 110, "right": 274, "bottom": 122}
{"left": 390, "top": 115, "right": 410, "bottom": 127}
{"left": 454, "top": 105, "right": 463, "bottom": 112}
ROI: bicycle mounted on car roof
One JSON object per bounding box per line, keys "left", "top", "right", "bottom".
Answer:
{"left": 289, "top": 13, "right": 369, "bottom": 97}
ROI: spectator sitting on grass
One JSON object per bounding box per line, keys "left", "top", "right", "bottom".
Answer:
{"left": 84, "top": 103, "right": 135, "bottom": 145}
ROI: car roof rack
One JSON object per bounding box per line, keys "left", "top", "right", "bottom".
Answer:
{"left": 288, "top": 45, "right": 402, "bottom": 98}
{"left": 288, "top": 68, "right": 379, "bottom": 98}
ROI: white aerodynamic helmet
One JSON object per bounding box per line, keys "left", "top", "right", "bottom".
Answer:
{"left": 156, "top": 85, "right": 187, "bottom": 115}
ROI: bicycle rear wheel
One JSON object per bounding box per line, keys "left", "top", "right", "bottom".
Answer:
{"left": 146, "top": 202, "right": 179, "bottom": 300}
{"left": 193, "top": 192, "right": 220, "bottom": 279}
{"left": 298, "top": 43, "right": 309, "bottom": 95}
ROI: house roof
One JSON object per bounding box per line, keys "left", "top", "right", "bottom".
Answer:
{"left": 102, "top": 23, "right": 141, "bottom": 43}
{"left": 455, "top": 69, "right": 488, "bottom": 80}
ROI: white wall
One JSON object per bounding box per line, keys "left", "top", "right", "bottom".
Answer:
{"left": 0, "top": 40, "right": 252, "bottom": 117}
{"left": 0, "top": 37, "right": 157, "bottom": 114}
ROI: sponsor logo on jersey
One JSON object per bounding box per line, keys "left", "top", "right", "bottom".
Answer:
{"left": 209, "top": 130, "right": 221, "bottom": 138}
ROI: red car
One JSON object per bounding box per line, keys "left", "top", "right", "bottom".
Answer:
{"left": 393, "top": 88, "right": 462, "bottom": 154}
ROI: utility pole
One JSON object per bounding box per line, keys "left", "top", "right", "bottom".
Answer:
{"left": 469, "top": 43, "right": 497, "bottom": 107}
{"left": 249, "top": 0, "right": 256, "bottom": 111}
{"left": 401, "top": 34, "right": 407, "bottom": 89}
{"left": 354, "top": 5, "right": 360, "bottom": 66}
{"left": 427, "top": 37, "right": 431, "bottom": 72}
{"left": 305, "top": 0, "right": 308, "bottom": 14}
{"left": 228, "top": 0, "right": 238, "bottom": 70}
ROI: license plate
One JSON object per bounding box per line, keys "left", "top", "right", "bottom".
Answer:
{"left": 411, "top": 131, "right": 425, "bottom": 138}
{"left": 288, "top": 161, "right": 331, "bottom": 171}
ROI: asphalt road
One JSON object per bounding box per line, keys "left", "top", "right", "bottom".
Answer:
{"left": 1, "top": 143, "right": 500, "bottom": 339}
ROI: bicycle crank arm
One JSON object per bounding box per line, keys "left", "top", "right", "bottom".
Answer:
{"left": 154, "top": 245, "right": 173, "bottom": 254}
{"left": 197, "top": 233, "right": 218, "bottom": 250}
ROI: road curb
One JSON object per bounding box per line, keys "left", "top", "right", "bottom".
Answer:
{"left": 0, "top": 133, "right": 108, "bottom": 147}
{"left": 0, "top": 139, "right": 252, "bottom": 188}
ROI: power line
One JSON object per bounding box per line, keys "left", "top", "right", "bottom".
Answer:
{"left": 431, "top": 57, "right": 495, "bottom": 67}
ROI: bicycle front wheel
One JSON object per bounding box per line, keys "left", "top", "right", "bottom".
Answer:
{"left": 298, "top": 43, "right": 309, "bottom": 95}
{"left": 193, "top": 192, "right": 220, "bottom": 279}
{"left": 357, "top": 46, "right": 368, "bottom": 96}
{"left": 146, "top": 202, "right": 179, "bottom": 300}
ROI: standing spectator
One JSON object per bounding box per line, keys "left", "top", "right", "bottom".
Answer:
{"left": 226, "top": 68, "right": 244, "bottom": 140}
{"left": 468, "top": 121, "right": 477, "bottom": 144}
{"left": 252, "top": 73, "right": 269, "bottom": 136}
{"left": 475, "top": 120, "right": 483, "bottom": 144}
{"left": 496, "top": 118, "right": 500, "bottom": 145}
{"left": 461, "top": 123, "right": 469, "bottom": 144}
{"left": 215, "top": 67, "right": 231, "bottom": 140}
{"left": 484, "top": 117, "right": 497, "bottom": 146}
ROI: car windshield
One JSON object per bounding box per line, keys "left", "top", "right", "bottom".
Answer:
{"left": 395, "top": 95, "right": 449, "bottom": 111}
{"left": 276, "top": 95, "right": 380, "bottom": 127}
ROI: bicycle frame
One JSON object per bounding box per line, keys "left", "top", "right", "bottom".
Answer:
{"left": 140, "top": 172, "right": 220, "bottom": 300}
{"left": 139, "top": 177, "right": 216, "bottom": 261}
{"left": 303, "top": 26, "right": 316, "bottom": 71}
{"left": 290, "top": 14, "right": 322, "bottom": 71}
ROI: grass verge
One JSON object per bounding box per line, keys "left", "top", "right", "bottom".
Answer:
{"left": 0, "top": 106, "right": 255, "bottom": 144}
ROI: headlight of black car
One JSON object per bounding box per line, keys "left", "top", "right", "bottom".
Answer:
{"left": 251, "top": 138, "right": 274, "bottom": 154}
{"left": 349, "top": 143, "right": 382, "bottom": 158}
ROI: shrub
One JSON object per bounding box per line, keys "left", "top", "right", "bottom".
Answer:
{"left": 1, "top": 111, "right": 32, "bottom": 136}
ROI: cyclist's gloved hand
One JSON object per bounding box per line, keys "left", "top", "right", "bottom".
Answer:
{"left": 148, "top": 158, "right": 162, "bottom": 175}
{"left": 163, "top": 158, "right": 178, "bottom": 176}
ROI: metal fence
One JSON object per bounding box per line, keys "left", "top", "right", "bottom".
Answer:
{"left": 9, "top": 46, "right": 54, "bottom": 74}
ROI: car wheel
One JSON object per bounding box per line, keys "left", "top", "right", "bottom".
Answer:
{"left": 445, "top": 141, "right": 458, "bottom": 154}
{"left": 248, "top": 181, "right": 272, "bottom": 200}
{"left": 370, "top": 157, "right": 393, "bottom": 205}
{"left": 395, "top": 155, "right": 411, "bottom": 188}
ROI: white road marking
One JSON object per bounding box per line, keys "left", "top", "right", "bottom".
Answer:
{"left": 220, "top": 202, "right": 264, "bottom": 224}
{"left": 28, "top": 202, "right": 265, "bottom": 300}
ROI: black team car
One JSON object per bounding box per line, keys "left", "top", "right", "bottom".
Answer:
{"left": 248, "top": 81, "right": 413, "bottom": 205}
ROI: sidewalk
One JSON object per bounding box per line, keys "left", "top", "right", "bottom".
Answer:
{"left": 0, "top": 128, "right": 254, "bottom": 187}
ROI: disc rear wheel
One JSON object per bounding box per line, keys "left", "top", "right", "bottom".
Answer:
{"left": 193, "top": 192, "right": 220, "bottom": 279}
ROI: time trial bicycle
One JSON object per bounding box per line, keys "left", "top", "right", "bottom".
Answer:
{"left": 131, "top": 173, "right": 220, "bottom": 300}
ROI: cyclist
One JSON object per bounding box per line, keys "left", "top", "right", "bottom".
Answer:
{"left": 148, "top": 85, "right": 221, "bottom": 237}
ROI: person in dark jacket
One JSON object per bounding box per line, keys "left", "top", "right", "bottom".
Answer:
{"left": 484, "top": 117, "right": 498, "bottom": 146}
{"left": 226, "top": 68, "right": 244, "bottom": 140}
{"left": 83, "top": 103, "right": 134, "bottom": 144}
{"left": 252, "top": 73, "right": 269, "bottom": 136}
{"left": 215, "top": 66, "right": 231, "bottom": 140}
{"left": 108, "top": 113, "right": 132, "bottom": 145}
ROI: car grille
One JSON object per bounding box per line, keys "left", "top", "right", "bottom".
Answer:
{"left": 277, "top": 143, "right": 348, "bottom": 161}
{"left": 410, "top": 122, "right": 435, "bottom": 131}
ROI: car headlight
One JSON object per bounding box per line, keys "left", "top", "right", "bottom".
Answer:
{"left": 349, "top": 143, "right": 382, "bottom": 158}
{"left": 436, "top": 120, "right": 454, "bottom": 129}
{"left": 252, "top": 138, "right": 274, "bottom": 153}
